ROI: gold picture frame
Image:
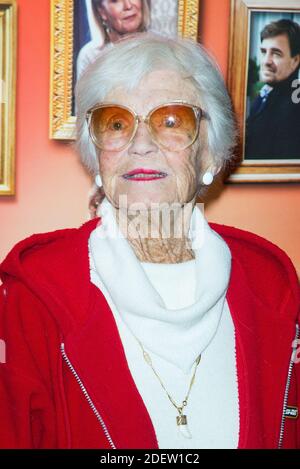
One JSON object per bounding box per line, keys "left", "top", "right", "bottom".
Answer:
{"left": 49, "top": 0, "right": 200, "bottom": 140}
{"left": 0, "top": 0, "right": 17, "bottom": 195}
{"left": 228, "top": 0, "right": 300, "bottom": 182}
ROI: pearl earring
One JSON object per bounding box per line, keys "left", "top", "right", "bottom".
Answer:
{"left": 202, "top": 171, "right": 214, "bottom": 185}
{"left": 95, "top": 174, "right": 102, "bottom": 187}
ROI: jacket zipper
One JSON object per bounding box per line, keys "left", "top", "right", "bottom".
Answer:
{"left": 233, "top": 325, "right": 241, "bottom": 448}
{"left": 60, "top": 343, "right": 116, "bottom": 449}
{"left": 278, "top": 323, "right": 299, "bottom": 449}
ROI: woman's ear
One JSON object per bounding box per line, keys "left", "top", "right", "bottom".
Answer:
{"left": 211, "top": 163, "right": 223, "bottom": 178}
{"left": 200, "top": 147, "right": 222, "bottom": 176}
{"left": 98, "top": 6, "right": 108, "bottom": 22}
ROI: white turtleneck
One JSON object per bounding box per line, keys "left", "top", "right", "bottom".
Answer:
{"left": 141, "top": 259, "right": 197, "bottom": 309}
{"left": 88, "top": 199, "right": 239, "bottom": 448}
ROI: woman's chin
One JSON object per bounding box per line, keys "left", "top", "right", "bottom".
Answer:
{"left": 121, "top": 16, "right": 143, "bottom": 33}
{"left": 114, "top": 192, "right": 176, "bottom": 210}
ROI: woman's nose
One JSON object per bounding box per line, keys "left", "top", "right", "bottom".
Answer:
{"left": 127, "top": 122, "right": 158, "bottom": 157}
{"left": 123, "top": 0, "right": 133, "bottom": 9}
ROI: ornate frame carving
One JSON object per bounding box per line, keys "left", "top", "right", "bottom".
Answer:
{"left": 228, "top": 0, "right": 300, "bottom": 182}
{"left": 0, "top": 0, "right": 17, "bottom": 195}
{"left": 49, "top": 0, "right": 200, "bottom": 140}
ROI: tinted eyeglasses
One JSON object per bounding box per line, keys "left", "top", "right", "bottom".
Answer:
{"left": 86, "top": 101, "right": 208, "bottom": 152}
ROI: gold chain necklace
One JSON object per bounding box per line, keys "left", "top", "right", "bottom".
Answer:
{"left": 136, "top": 337, "right": 201, "bottom": 437}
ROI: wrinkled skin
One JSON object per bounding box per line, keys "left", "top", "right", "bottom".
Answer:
{"left": 92, "top": 70, "right": 217, "bottom": 263}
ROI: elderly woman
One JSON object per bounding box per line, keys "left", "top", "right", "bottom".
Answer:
{"left": 77, "top": 0, "right": 150, "bottom": 80}
{"left": 0, "top": 34, "right": 299, "bottom": 450}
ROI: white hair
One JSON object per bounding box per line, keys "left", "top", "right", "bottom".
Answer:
{"left": 75, "top": 33, "right": 237, "bottom": 176}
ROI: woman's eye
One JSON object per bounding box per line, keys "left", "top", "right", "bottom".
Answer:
{"left": 107, "top": 119, "right": 126, "bottom": 131}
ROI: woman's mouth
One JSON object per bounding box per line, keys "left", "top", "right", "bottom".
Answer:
{"left": 123, "top": 13, "right": 137, "bottom": 21}
{"left": 122, "top": 168, "right": 168, "bottom": 181}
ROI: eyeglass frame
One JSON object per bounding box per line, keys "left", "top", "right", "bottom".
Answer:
{"left": 85, "top": 100, "right": 209, "bottom": 152}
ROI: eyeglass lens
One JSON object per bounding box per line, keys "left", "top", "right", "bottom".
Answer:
{"left": 89, "top": 104, "right": 198, "bottom": 151}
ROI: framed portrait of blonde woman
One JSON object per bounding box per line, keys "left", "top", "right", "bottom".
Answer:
{"left": 0, "top": 0, "right": 17, "bottom": 195}
{"left": 228, "top": 0, "right": 300, "bottom": 182}
{"left": 49, "top": 0, "right": 200, "bottom": 140}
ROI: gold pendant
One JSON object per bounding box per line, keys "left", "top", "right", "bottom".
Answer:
{"left": 176, "top": 414, "right": 192, "bottom": 439}
{"left": 177, "top": 414, "right": 187, "bottom": 426}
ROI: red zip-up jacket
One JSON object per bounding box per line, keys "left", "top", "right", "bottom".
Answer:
{"left": 0, "top": 217, "right": 299, "bottom": 449}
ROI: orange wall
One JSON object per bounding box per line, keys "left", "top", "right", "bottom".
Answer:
{"left": 0, "top": 0, "right": 299, "bottom": 275}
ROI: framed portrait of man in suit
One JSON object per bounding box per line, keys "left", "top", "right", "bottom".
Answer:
{"left": 228, "top": 0, "right": 300, "bottom": 182}
{"left": 49, "top": 0, "right": 200, "bottom": 141}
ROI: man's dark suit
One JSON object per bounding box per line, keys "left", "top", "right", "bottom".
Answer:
{"left": 245, "top": 69, "right": 300, "bottom": 159}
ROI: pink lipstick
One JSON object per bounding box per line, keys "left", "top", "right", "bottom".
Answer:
{"left": 122, "top": 168, "right": 168, "bottom": 182}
